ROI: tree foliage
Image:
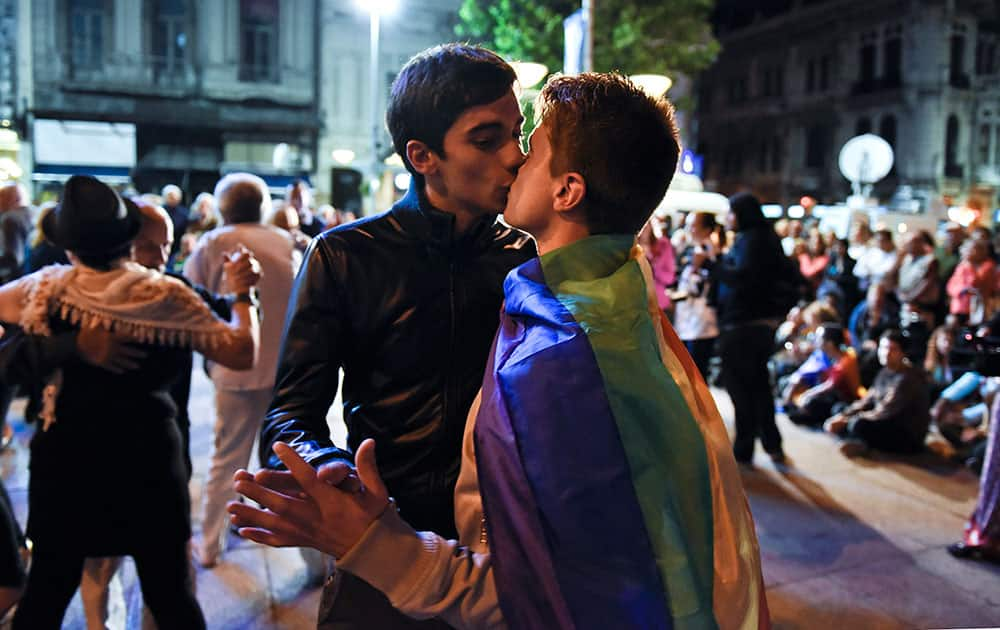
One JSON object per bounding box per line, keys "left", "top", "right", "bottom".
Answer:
{"left": 455, "top": 0, "right": 720, "bottom": 79}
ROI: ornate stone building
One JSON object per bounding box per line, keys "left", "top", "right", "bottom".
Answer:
{"left": 696, "top": 0, "right": 1000, "bottom": 211}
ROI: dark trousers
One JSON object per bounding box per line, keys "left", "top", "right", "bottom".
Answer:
{"left": 12, "top": 540, "right": 204, "bottom": 629}
{"left": 847, "top": 417, "right": 924, "bottom": 454}
{"left": 720, "top": 324, "right": 783, "bottom": 461}
{"left": 0, "top": 482, "right": 24, "bottom": 588}
{"left": 685, "top": 337, "right": 716, "bottom": 382}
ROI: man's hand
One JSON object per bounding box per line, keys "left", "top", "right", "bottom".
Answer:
{"left": 252, "top": 459, "right": 362, "bottom": 496}
{"left": 76, "top": 326, "right": 147, "bottom": 374}
{"left": 222, "top": 245, "right": 263, "bottom": 294}
{"left": 228, "top": 440, "right": 389, "bottom": 558}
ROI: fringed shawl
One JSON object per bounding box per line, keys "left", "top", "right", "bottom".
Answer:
{"left": 17, "top": 263, "right": 239, "bottom": 429}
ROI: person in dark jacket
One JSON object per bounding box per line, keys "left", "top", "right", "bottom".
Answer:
{"left": 824, "top": 329, "right": 930, "bottom": 455}
{"left": 254, "top": 43, "right": 534, "bottom": 629}
{"left": 693, "top": 192, "right": 788, "bottom": 465}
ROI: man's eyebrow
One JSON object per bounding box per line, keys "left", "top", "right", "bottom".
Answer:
{"left": 465, "top": 116, "right": 525, "bottom": 135}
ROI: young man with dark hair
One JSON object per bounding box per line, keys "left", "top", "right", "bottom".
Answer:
{"left": 825, "top": 328, "right": 931, "bottom": 456}
{"left": 256, "top": 43, "right": 533, "bottom": 628}
{"left": 234, "top": 72, "right": 767, "bottom": 630}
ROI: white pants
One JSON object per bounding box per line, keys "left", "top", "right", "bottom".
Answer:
{"left": 199, "top": 387, "right": 272, "bottom": 560}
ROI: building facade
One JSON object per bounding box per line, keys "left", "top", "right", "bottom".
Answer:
{"left": 17, "top": 0, "right": 321, "bottom": 200}
{"left": 313, "top": 0, "right": 458, "bottom": 213}
{"left": 696, "top": 0, "right": 999, "bottom": 212}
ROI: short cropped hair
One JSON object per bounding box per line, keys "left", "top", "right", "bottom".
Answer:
{"left": 535, "top": 73, "right": 680, "bottom": 235}
{"left": 214, "top": 173, "right": 271, "bottom": 225}
{"left": 386, "top": 44, "right": 517, "bottom": 181}
{"left": 880, "top": 328, "right": 906, "bottom": 350}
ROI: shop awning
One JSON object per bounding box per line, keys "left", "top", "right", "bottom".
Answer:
{"left": 33, "top": 120, "right": 136, "bottom": 184}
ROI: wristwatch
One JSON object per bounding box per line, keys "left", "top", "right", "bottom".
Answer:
{"left": 233, "top": 288, "right": 260, "bottom": 308}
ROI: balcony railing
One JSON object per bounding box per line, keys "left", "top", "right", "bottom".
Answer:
{"left": 52, "top": 52, "right": 197, "bottom": 94}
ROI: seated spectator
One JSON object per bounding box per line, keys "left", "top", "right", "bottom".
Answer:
{"left": 785, "top": 325, "right": 861, "bottom": 426}
{"left": 818, "top": 237, "right": 859, "bottom": 318}
{"left": 848, "top": 220, "right": 873, "bottom": 263}
{"left": 798, "top": 229, "right": 829, "bottom": 295}
{"left": 947, "top": 237, "right": 996, "bottom": 322}
{"left": 773, "top": 300, "right": 840, "bottom": 382}
{"left": 824, "top": 329, "right": 931, "bottom": 456}
{"left": 924, "top": 314, "right": 962, "bottom": 395}
{"left": 853, "top": 227, "right": 896, "bottom": 293}
{"left": 931, "top": 370, "right": 991, "bottom": 456}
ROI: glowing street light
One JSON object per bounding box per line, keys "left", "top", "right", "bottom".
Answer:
{"left": 332, "top": 149, "right": 356, "bottom": 165}
{"left": 630, "top": 74, "right": 672, "bottom": 98}
{"left": 510, "top": 61, "right": 549, "bottom": 90}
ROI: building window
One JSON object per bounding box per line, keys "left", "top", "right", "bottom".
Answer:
{"left": 879, "top": 115, "right": 896, "bottom": 148}
{"left": 771, "top": 137, "right": 782, "bottom": 172}
{"left": 945, "top": 115, "right": 962, "bottom": 177}
{"left": 950, "top": 35, "right": 969, "bottom": 88}
{"left": 805, "top": 58, "right": 816, "bottom": 93}
{"left": 150, "top": 0, "right": 188, "bottom": 78}
{"left": 819, "top": 55, "right": 830, "bottom": 91}
{"left": 69, "top": 0, "right": 107, "bottom": 71}
{"left": 859, "top": 43, "right": 876, "bottom": 89}
{"left": 805, "top": 125, "right": 828, "bottom": 168}
{"left": 240, "top": 0, "right": 279, "bottom": 82}
{"left": 883, "top": 37, "right": 902, "bottom": 87}
{"left": 979, "top": 124, "right": 991, "bottom": 165}
{"left": 856, "top": 117, "right": 872, "bottom": 136}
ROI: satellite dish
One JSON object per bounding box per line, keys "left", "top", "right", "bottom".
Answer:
{"left": 838, "top": 134, "right": 894, "bottom": 197}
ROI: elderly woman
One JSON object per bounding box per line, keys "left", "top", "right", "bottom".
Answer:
{"left": 0, "top": 175, "right": 259, "bottom": 629}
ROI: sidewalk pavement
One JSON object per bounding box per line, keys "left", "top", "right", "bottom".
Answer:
{"left": 0, "top": 368, "right": 997, "bottom": 628}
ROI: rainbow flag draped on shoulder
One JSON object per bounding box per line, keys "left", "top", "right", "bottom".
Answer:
{"left": 474, "top": 234, "right": 769, "bottom": 629}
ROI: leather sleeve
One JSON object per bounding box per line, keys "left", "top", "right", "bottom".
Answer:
{"left": 260, "top": 237, "right": 352, "bottom": 470}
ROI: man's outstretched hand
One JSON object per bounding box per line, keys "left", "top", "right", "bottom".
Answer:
{"left": 228, "top": 440, "right": 390, "bottom": 559}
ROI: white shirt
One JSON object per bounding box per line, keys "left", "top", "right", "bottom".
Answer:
{"left": 184, "top": 223, "right": 302, "bottom": 390}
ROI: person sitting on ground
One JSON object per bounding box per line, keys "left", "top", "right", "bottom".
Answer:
{"left": 925, "top": 314, "right": 962, "bottom": 396}
{"left": 824, "top": 329, "right": 931, "bottom": 456}
{"left": 930, "top": 370, "right": 991, "bottom": 461}
{"left": 784, "top": 324, "right": 860, "bottom": 426}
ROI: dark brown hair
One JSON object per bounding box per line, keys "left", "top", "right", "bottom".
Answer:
{"left": 535, "top": 73, "right": 680, "bottom": 235}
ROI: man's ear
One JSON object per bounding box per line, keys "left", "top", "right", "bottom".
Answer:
{"left": 405, "top": 140, "right": 439, "bottom": 176}
{"left": 554, "top": 172, "right": 586, "bottom": 214}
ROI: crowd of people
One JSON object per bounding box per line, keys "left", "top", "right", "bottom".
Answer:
{"left": 0, "top": 39, "right": 992, "bottom": 629}
{"left": 642, "top": 197, "right": 1000, "bottom": 565}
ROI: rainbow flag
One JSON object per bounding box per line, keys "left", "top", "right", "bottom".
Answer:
{"left": 474, "top": 235, "right": 769, "bottom": 629}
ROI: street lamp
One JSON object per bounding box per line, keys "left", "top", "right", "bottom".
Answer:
{"left": 357, "top": 0, "right": 399, "bottom": 213}
{"left": 629, "top": 74, "right": 672, "bottom": 98}
{"left": 510, "top": 61, "right": 548, "bottom": 92}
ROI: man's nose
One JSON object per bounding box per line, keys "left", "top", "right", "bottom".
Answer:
{"left": 508, "top": 144, "right": 526, "bottom": 173}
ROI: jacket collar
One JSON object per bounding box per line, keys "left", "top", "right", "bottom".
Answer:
{"left": 390, "top": 184, "right": 499, "bottom": 251}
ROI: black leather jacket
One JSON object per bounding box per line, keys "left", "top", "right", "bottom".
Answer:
{"left": 260, "top": 186, "right": 534, "bottom": 535}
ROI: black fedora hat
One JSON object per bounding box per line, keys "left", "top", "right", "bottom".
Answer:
{"left": 42, "top": 175, "right": 142, "bottom": 255}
